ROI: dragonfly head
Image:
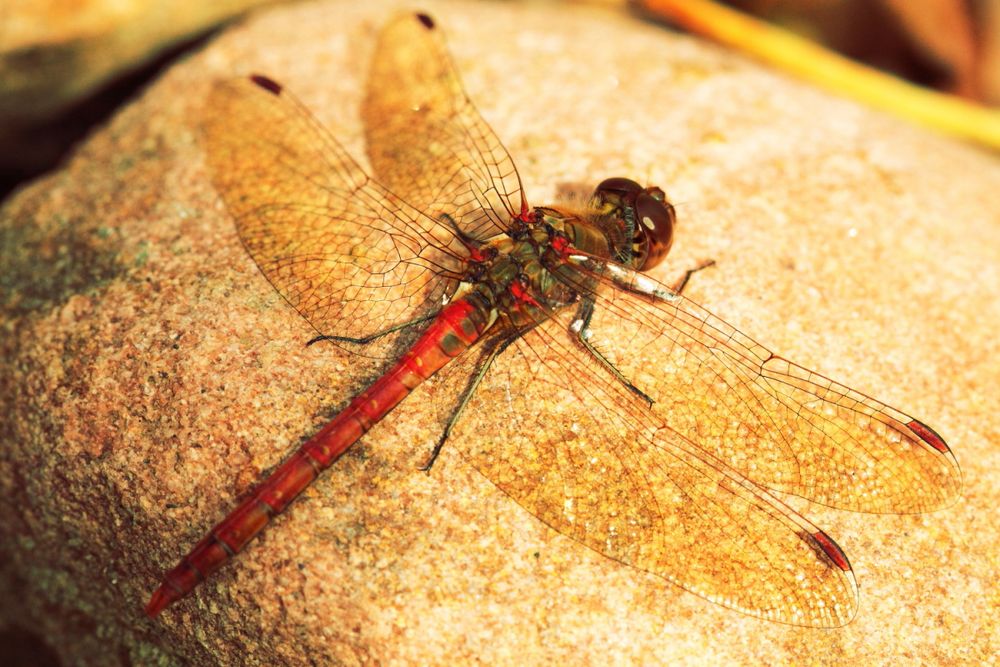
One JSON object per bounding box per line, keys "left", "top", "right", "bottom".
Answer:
{"left": 592, "top": 177, "right": 675, "bottom": 271}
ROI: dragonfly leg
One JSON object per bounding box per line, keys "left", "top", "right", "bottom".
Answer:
{"left": 306, "top": 313, "right": 438, "bottom": 346}
{"left": 571, "top": 298, "right": 654, "bottom": 408}
{"left": 438, "top": 211, "right": 486, "bottom": 247}
{"left": 670, "top": 259, "right": 716, "bottom": 295}
{"left": 420, "top": 330, "right": 526, "bottom": 472}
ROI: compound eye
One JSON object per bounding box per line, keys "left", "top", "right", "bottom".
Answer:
{"left": 632, "top": 190, "right": 676, "bottom": 270}
{"left": 594, "top": 177, "right": 643, "bottom": 204}
{"left": 644, "top": 185, "right": 666, "bottom": 202}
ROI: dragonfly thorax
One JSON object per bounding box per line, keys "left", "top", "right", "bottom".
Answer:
{"left": 450, "top": 223, "right": 581, "bottom": 331}
{"left": 452, "top": 187, "right": 676, "bottom": 334}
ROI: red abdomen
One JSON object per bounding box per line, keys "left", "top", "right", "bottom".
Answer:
{"left": 145, "top": 296, "right": 491, "bottom": 616}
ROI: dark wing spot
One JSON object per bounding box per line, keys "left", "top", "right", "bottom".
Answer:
{"left": 907, "top": 418, "right": 950, "bottom": 454}
{"left": 808, "top": 530, "right": 852, "bottom": 572}
{"left": 250, "top": 74, "right": 283, "bottom": 95}
{"left": 416, "top": 13, "right": 435, "bottom": 29}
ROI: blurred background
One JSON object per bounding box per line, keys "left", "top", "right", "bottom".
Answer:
{"left": 721, "top": 0, "right": 995, "bottom": 99}
{"left": 1, "top": 0, "right": 997, "bottom": 205}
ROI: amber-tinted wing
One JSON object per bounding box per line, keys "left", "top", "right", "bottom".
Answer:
{"left": 545, "top": 255, "right": 962, "bottom": 514}
{"left": 430, "top": 250, "right": 959, "bottom": 625}
{"left": 443, "top": 304, "right": 860, "bottom": 627}
{"left": 362, "top": 13, "right": 527, "bottom": 240}
{"left": 203, "top": 75, "right": 466, "bottom": 339}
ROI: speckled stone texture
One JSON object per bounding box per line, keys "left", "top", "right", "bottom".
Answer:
{"left": 1, "top": 1, "right": 997, "bottom": 665}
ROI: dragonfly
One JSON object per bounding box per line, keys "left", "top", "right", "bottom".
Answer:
{"left": 146, "top": 12, "right": 961, "bottom": 627}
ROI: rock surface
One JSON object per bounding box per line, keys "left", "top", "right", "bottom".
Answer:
{"left": 1, "top": 0, "right": 997, "bottom": 665}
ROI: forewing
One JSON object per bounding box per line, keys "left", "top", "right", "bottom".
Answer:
{"left": 363, "top": 12, "right": 526, "bottom": 240}
{"left": 556, "top": 256, "right": 962, "bottom": 513}
{"left": 203, "top": 75, "right": 466, "bottom": 339}
{"left": 449, "top": 306, "right": 859, "bottom": 627}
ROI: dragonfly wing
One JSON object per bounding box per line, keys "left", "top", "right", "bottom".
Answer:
{"left": 448, "top": 307, "right": 859, "bottom": 627}
{"left": 553, "top": 255, "right": 962, "bottom": 513}
{"left": 203, "top": 75, "right": 465, "bottom": 340}
{"left": 362, "top": 12, "right": 527, "bottom": 240}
